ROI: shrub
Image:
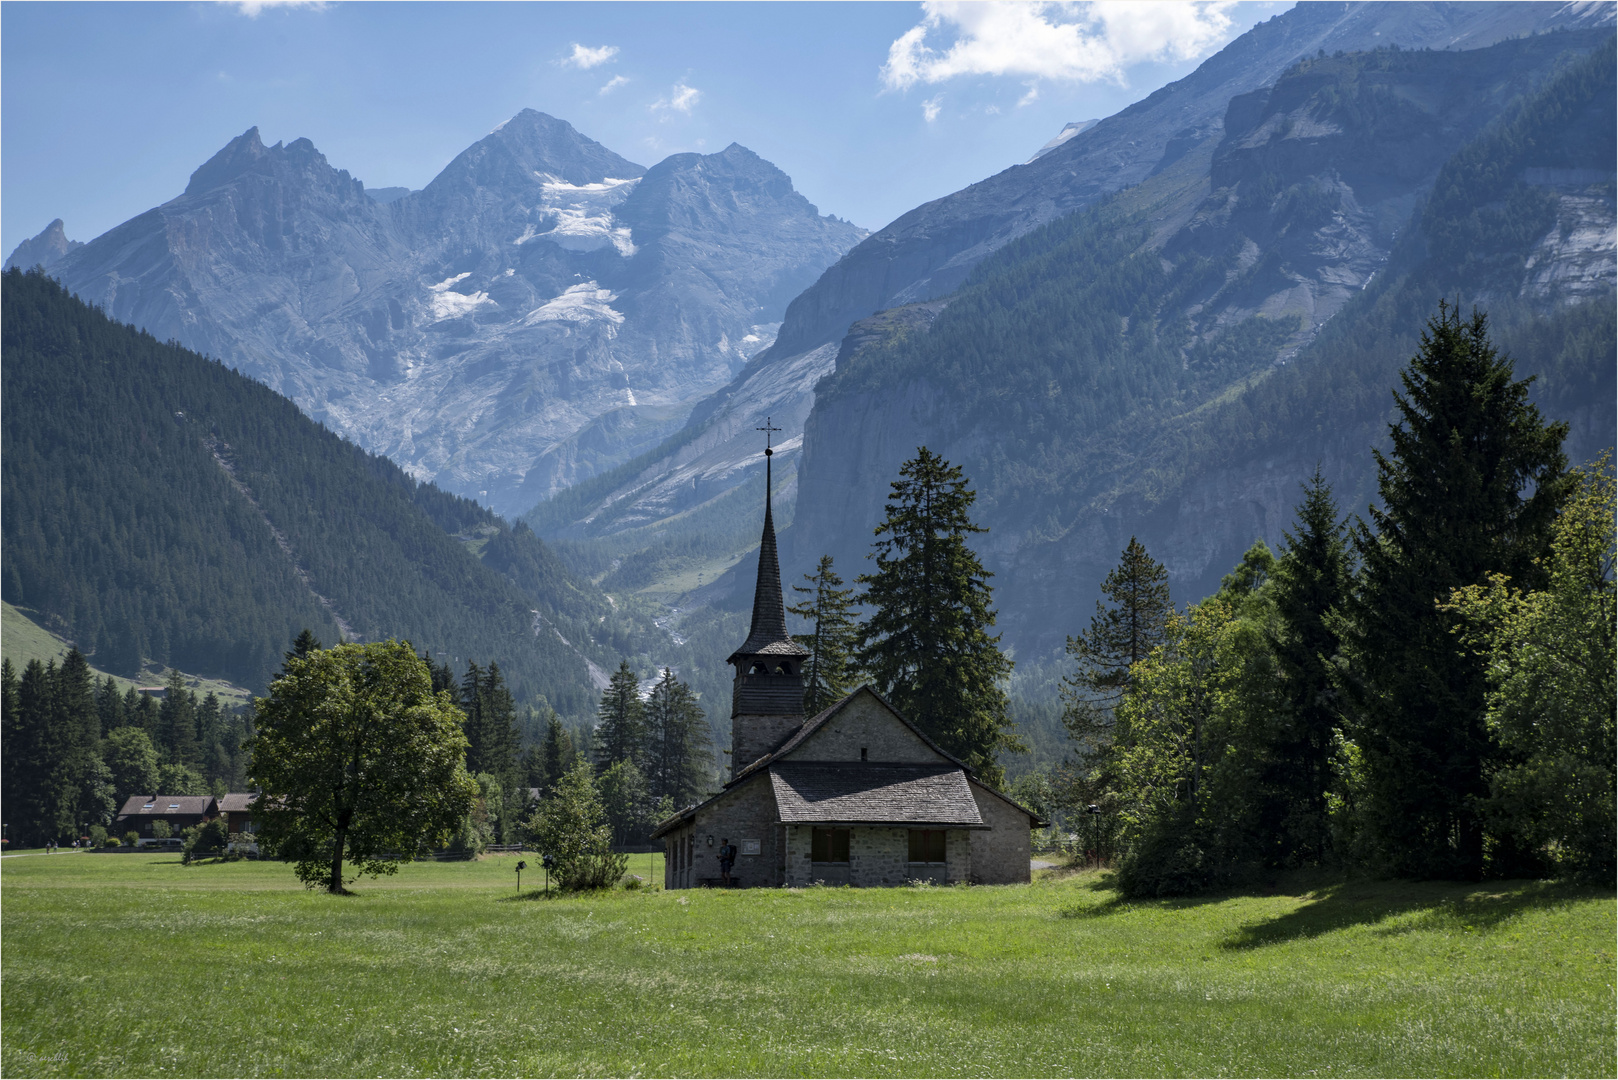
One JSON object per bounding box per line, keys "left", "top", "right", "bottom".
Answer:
{"left": 526, "top": 761, "right": 628, "bottom": 891}
{"left": 182, "top": 818, "right": 229, "bottom": 863}
{"left": 124, "top": 832, "right": 140, "bottom": 847}
{"left": 150, "top": 820, "right": 172, "bottom": 840}
{"left": 88, "top": 825, "right": 107, "bottom": 847}
{"left": 104, "top": 836, "right": 121, "bottom": 848}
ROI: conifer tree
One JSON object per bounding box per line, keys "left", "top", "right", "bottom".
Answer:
{"left": 642, "top": 668, "right": 712, "bottom": 808}
{"left": 857, "top": 448, "right": 1018, "bottom": 785}
{"left": 7, "top": 660, "right": 62, "bottom": 844}
{"left": 1341, "top": 303, "right": 1571, "bottom": 878}
{"left": 788, "top": 555, "right": 862, "bottom": 715}
{"left": 285, "top": 629, "right": 324, "bottom": 670}
{"left": 536, "top": 709, "right": 577, "bottom": 793}
{"left": 57, "top": 649, "right": 113, "bottom": 834}
{"left": 160, "top": 669, "right": 200, "bottom": 769}
{"left": 594, "top": 661, "right": 646, "bottom": 769}
{"left": 460, "top": 661, "right": 520, "bottom": 783}
{"left": 96, "top": 676, "right": 126, "bottom": 736}
{"left": 1062, "top": 538, "right": 1174, "bottom": 779}
{"left": 1265, "top": 469, "right": 1351, "bottom": 863}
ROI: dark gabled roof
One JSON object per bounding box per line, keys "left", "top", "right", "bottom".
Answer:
{"left": 964, "top": 776, "right": 1048, "bottom": 828}
{"left": 731, "top": 685, "right": 967, "bottom": 783}
{"left": 216, "top": 793, "right": 257, "bottom": 813}
{"left": 769, "top": 762, "right": 987, "bottom": 827}
{"left": 115, "top": 795, "right": 217, "bottom": 817}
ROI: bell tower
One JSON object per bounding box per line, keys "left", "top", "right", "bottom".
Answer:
{"left": 726, "top": 418, "right": 809, "bottom": 778}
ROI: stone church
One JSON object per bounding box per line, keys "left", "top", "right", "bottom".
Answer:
{"left": 653, "top": 442, "right": 1040, "bottom": 888}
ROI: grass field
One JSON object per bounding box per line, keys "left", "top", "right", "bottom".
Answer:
{"left": 1, "top": 853, "right": 1611, "bottom": 1078}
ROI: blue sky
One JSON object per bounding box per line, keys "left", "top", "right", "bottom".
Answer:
{"left": 2, "top": 1, "right": 1287, "bottom": 256}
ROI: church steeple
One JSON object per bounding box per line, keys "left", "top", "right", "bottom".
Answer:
{"left": 725, "top": 418, "right": 809, "bottom": 778}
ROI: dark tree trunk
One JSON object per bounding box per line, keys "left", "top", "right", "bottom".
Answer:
{"left": 329, "top": 824, "right": 346, "bottom": 893}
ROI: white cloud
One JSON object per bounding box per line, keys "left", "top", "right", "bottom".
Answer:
{"left": 599, "top": 75, "right": 630, "bottom": 95}
{"left": 564, "top": 43, "right": 620, "bottom": 69}
{"left": 1018, "top": 82, "right": 1039, "bottom": 107}
{"left": 228, "top": 0, "right": 325, "bottom": 16}
{"left": 922, "top": 95, "right": 944, "bottom": 123}
{"left": 881, "top": 1, "right": 1237, "bottom": 90}
{"left": 651, "top": 81, "right": 702, "bottom": 117}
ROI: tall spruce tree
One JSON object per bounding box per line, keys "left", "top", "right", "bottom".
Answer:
{"left": 461, "top": 660, "right": 520, "bottom": 782}
{"left": 593, "top": 661, "right": 646, "bottom": 769}
{"left": 7, "top": 660, "right": 63, "bottom": 844}
{"left": 1342, "top": 303, "right": 1571, "bottom": 879}
{"left": 160, "top": 668, "right": 200, "bottom": 769}
{"left": 857, "top": 448, "right": 1018, "bottom": 785}
{"left": 536, "top": 709, "right": 578, "bottom": 794}
{"left": 642, "top": 668, "right": 712, "bottom": 808}
{"left": 788, "top": 555, "right": 863, "bottom": 715}
{"left": 1265, "top": 470, "right": 1351, "bottom": 863}
{"left": 57, "top": 649, "right": 113, "bottom": 835}
{"left": 1063, "top": 538, "right": 1174, "bottom": 781}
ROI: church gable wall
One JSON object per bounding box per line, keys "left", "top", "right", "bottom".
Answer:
{"left": 689, "top": 773, "right": 781, "bottom": 888}
{"left": 967, "top": 780, "right": 1033, "bottom": 884}
{"left": 784, "top": 694, "right": 948, "bottom": 765}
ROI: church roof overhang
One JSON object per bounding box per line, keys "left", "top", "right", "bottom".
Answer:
{"left": 769, "top": 762, "right": 986, "bottom": 827}
{"left": 725, "top": 637, "right": 811, "bottom": 665}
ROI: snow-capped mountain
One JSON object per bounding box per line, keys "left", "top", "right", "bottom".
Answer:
{"left": 19, "top": 110, "right": 865, "bottom": 514}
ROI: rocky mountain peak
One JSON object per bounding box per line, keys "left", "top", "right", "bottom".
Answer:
{"left": 183, "top": 126, "right": 361, "bottom": 203}
{"left": 4, "top": 218, "right": 82, "bottom": 272}
{"left": 429, "top": 109, "right": 644, "bottom": 195}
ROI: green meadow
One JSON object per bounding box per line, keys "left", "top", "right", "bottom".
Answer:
{"left": 1, "top": 852, "right": 1611, "bottom": 1078}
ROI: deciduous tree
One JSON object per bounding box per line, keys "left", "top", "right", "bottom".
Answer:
{"left": 249, "top": 640, "right": 476, "bottom": 893}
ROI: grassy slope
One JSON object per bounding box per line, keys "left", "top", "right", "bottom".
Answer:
{"left": 1, "top": 855, "right": 1610, "bottom": 1077}
{"left": 1, "top": 601, "right": 252, "bottom": 706}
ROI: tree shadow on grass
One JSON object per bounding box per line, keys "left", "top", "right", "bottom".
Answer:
{"left": 1219, "top": 878, "right": 1600, "bottom": 950}
{"left": 1058, "top": 870, "right": 1246, "bottom": 919}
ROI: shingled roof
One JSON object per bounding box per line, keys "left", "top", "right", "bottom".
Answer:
{"left": 114, "top": 795, "right": 216, "bottom": 817}
{"left": 770, "top": 762, "right": 989, "bottom": 827}
{"left": 727, "top": 451, "right": 808, "bottom": 663}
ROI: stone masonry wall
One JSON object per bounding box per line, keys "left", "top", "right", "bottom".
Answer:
{"left": 783, "top": 694, "right": 944, "bottom": 764}
{"left": 731, "top": 712, "right": 805, "bottom": 778}
{"left": 687, "top": 772, "right": 781, "bottom": 887}
{"left": 783, "top": 824, "right": 975, "bottom": 886}
{"left": 968, "top": 780, "right": 1032, "bottom": 884}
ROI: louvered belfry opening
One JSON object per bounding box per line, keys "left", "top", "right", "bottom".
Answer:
{"left": 725, "top": 439, "right": 809, "bottom": 777}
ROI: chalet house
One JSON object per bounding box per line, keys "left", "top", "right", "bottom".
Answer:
{"left": 217, "top": 793, "right": 259, "bottom": 834}
{"left": 652, "top": 445, "right": 1041, "bottom": 888}
{"left": 113, "top": 794, "right": 218, "bottom": 837}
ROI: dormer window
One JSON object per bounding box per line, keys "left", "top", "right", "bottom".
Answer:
{"left": 860, "top": 747, "right": 868, "bottom": 761}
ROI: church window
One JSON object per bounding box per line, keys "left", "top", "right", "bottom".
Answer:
{"left": 750, "top": 662, "right": 768, "bottom": 675}
{"left": 811, "top": 827, "right": 850, "bottom": 862}
{"left": 908, "top": 829, "right": 947, "bottom": 863}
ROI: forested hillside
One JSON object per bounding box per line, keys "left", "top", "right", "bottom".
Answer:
{"left": 789, "top": 33, "right": 1616, "bottom": 655}
{"left": 1, "top": 270, "right": 639, "bottom": 710}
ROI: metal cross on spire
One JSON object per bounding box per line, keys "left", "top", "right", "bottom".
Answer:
{"left": 756, "top": 416, "right": 782, "bottom": 457}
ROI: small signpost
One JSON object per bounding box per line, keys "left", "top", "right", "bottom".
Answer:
{"left": 515, "top": 860, "right": 526, "bottom": 896}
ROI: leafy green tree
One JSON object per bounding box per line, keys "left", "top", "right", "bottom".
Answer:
{"left": 1445, "top": 457, "right": 1615, "bottom": 883}
{"left": 1062, "top": 538, "right": 1174, "bottom": 789}
{"left": 788, "top": 556, "right": 863, "bottom": 715}
{"left": 1265, "top": 471, "right": 1352, "bottom": 863}
{"left": 593, "top": 661, "right": 646, "bottom": 769}
{"left": 642, "top": 668, "right": 712, "bottom": 809}
{"left": 249, "top": 639, "right": 477, "bottom": 893}
{"left": 857, "top": 448, "right": 1019, "bottom": 784}
{"left": 1340, "top": 303, "right": 1572, "bottom": 878}
{"left": 103, "top": 726, "right": 161, "bottom": 807}
{"left": 1110, "top": 595, "right": 1287, "bottom": 896}
{"left": 156, "top": 763, "right": 209, "bottom": 796}
{"left": 527, "top": 760, "right": 628, "bottom": 891}
{"left": 597, "top": 758, "right": 653, "bottom": 847}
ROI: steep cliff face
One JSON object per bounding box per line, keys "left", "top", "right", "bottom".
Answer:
{"left": 41, "top": 112, "right": 865, "bottom": 515}
{"left": 765, "top": 0, "right": 1613, "bottom": 363}
{"left": 781, "top": 33, "right": 1615, "bottom": 655}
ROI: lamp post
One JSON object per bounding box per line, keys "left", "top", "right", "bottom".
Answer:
{"left": 1085, "top": 804, "right": 1101, "bottom": 866}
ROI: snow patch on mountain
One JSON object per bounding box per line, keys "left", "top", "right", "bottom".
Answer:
{"left": 534, "top": 175, "right": 640, "bottom": 256}
{"left": 428, "top": 273, "right": 497, "bottom": 320}
{"left": 524, "top": 282, "right": 625, "bottom": 325}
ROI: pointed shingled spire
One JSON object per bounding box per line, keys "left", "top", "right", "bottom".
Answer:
{"left": 729, "top": 419, "right": 808, "bottom": 662}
